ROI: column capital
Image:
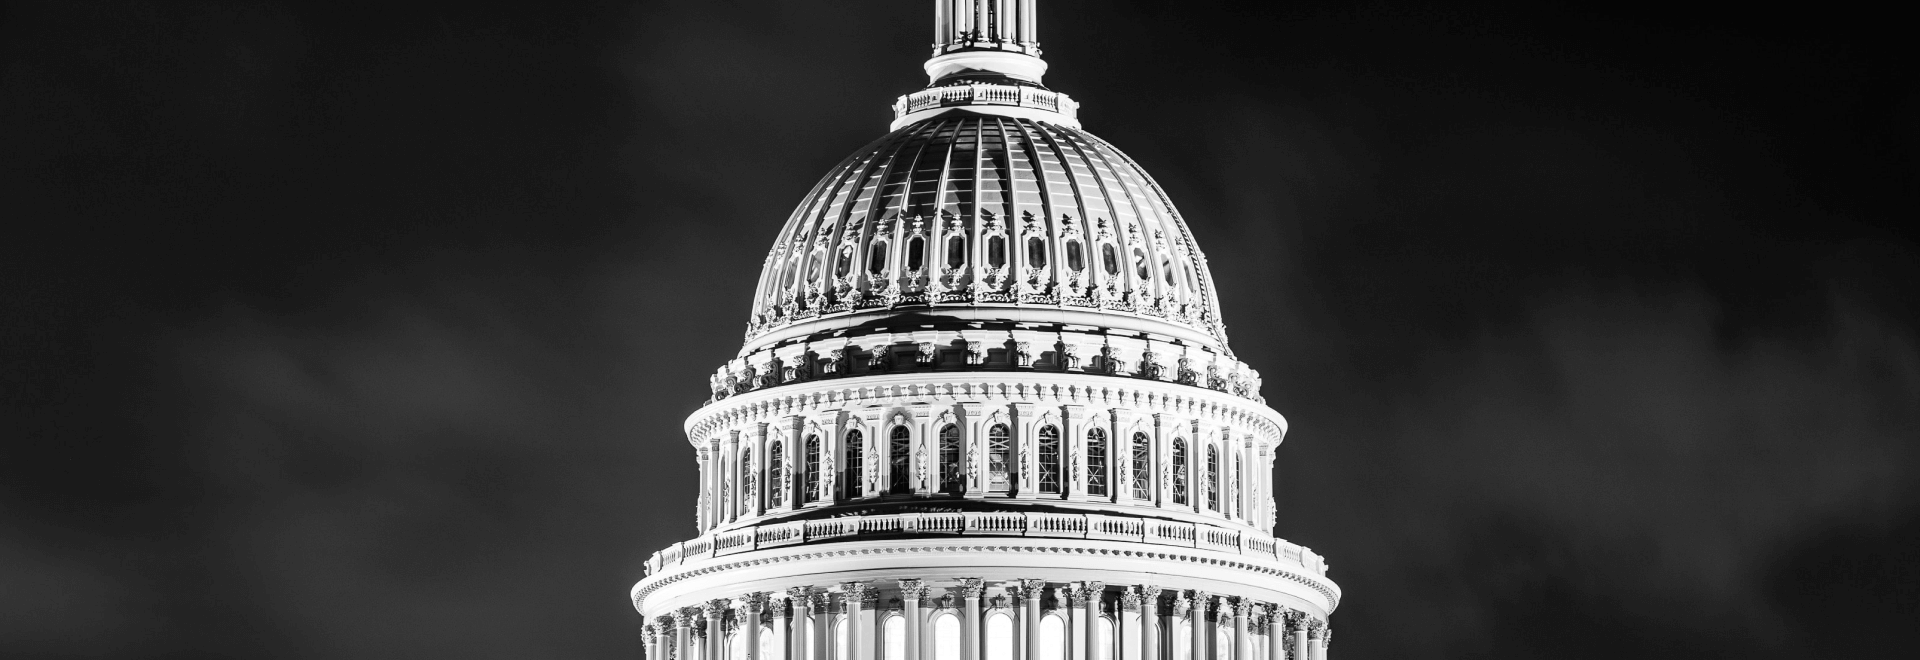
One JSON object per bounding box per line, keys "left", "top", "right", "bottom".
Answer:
{"left": 841, "top": 581, "right": 875, "bottom": 608}
{"left": 1120, "top": 586, "right": 1142, "bottom": 611}
{"left": 1230, "top": 597, "right": 1255, "bottom": 618}
{"left": 770, "top": 597, "right": 789, "bottom": 616}
{"left": 957, "top": 577, "right": 985, "bottom": 598}
{"left": 1323, "top": 627, "right": 1333, "bottom": 648}
{"left": 1306, "top": 619, "right": 1324, "bottom": 639}
{"left": 743, "top": 592, "right": 769, "bottom": 612}
{"left": 703, "top": 599, "right": 729, "bottom": 619}
{"left": 673, "top": 608, "right": 699, "bottom": 627}
{"left": 899, "top": 578, "right": 929, "bottom": 601}
{"left": 786, "top": 585, "right": 815, "bottom": 602}
{"left": 643, "top": 625, "right": 659, "bottom": 645}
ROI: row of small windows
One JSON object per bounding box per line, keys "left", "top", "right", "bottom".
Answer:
{"left": 732, "top": 424, "right": 1243, "bottom": 513}
{"left": 772, "top": 233, "right": 1201, "bottom": 301}
{"left": 716, "top": 611, "right": 1259, "bottom": 660}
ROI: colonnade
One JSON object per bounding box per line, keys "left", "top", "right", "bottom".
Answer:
{"left": 642, "top": 581, "right": 1329, "bottom": 660}
{"left": 694, "top": 404, "right": 1276, "bottom": 536}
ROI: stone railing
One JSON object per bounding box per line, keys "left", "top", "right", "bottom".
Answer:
{"left": 644, "top": 511, "right": 1327, "bottom": 578}
{"left": 892, "top": 83, "right": 1079, "bottom": 122}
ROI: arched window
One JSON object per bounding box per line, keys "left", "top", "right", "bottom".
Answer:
{"left": 987, "top": 424, "right": 1011, "bottom": 492}
{"left": 1205, "top": 445, "right": 1220, "bottom": 511}
{"left": 760, "top": 626, "right": 775, "bottom": 660}
{"left": 1027, "top": 237, "right": 1048, "bottom": 267}
{"left": 835, "top": 616, "right": 849, "bottom": 660}
{"left": 1132, "top": 248, "right": 1149, "bottom": 280}
{"left": 1097, "top": 616, "right": 1115, "bottom": 660}
{"left": 731, "top": 630, "right": 749, "bottom": 660}
{"left": 1066, "top": 240, "right": 1085, "bottom": 271}
{"left": 907, "top": 236, "right": 926, "bottom": 271}
{"left": 1039, "top": 614, "right": 1066, "bottom": 660}
{"left": 868, "top": 240, "right": 889, "bottom": 275}
{"left": 1161, "top": 255, "right": 1175, "bottom": 286}
{"left": 1174, "top": 620, "right": 1192, "bottom": 660}
{"left": 803, "top": 435, "right": 821, "bottom": 504}
{"left": 938, "top": 424, "right": 962, "bottom": 494}
{"left": 1184, "top": 262, "right": 1199, "bottom": 293}
{"left": 1217, "top": 625, "right": 1233, "bottom": 660}
{"left": 934, "top": 613, "right": 961, "bottom": 660}
{"left": 1130, "top": 433, "right": 1151, "bottom": 500}
{"left": 1087, "top": 428, "right": 1109, "bottom": 497}
{"left": 986, "top": 613, "right": 1014, "bottom": 660}
{"left": 987, "top": 235, "right": 1006, "bottom": 267}
{"left": 889, "top": 426, "right": 912, "bottom": 494}
{"left": 836, "top": 245, "right": 854, "bottom": 278}
{"left": 1101, "top": 244, "right": 1119, "bottom": 275}
{"left": 845, "top": 430, "right": 864, "bottom": 500}
{"left": 768, "top": 442, "right": 786, "bottom": 508}
{"left": 884, "top": 615, "right": 906, "bottom": 660}
{"left": 1172, "top": 439, "right": 1188, "bottom": 505}
{"left": 739, "top": 447, "right": 755, "bottom": 516}
{"left": 1038, "top": 425, "right": 1061, "bottom": 494}
{"left": 1120, "top": 612, "right": 1141, "bottom": 660}
{"left": 946, "top": 235, "right": 966, "bottom": 269}
{"left": 785, "top": 254, "right": 803, "bottom": 290}
{"left": 810, "top": 251, "right": 826, "bottom": 284}
{"left": 1233, "top": 458, "right": 1243, "bottom": 518}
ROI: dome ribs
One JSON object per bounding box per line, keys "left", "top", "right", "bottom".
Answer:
{"left": 743, "top": 116, "right": 1237, "bottom": 367}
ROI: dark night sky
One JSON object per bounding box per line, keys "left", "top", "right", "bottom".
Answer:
{"left": 3, "top": 1, "right": 1916, "bottom": 658}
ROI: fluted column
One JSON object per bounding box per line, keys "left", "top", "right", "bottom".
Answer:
{"left": 676, "top": 609, "right": 697, "bottom": 660}
{"left": 704, "top": 600, "right": 728, "bottom": 660}
{"left": 899, "top": 580, "right": 925, "bottom": 660}
{"left": 961, "top": 578, "right": 985, "bottom": 660}
{"left": 726, "top": 430, "right": 743, "bottom": 523}
{"left": 1187, "top": 592, "right": 1207, "bottom": 660}
{"left": 645, "top": 624, "right": 661, "bottom": 660}
{"left": 842, "top": 583, "right": 872, "bottom": 660}
{"left": 1305, "top": 621, "right": 1323, "bottom": 660}
{"left": 1318, "top": 627, "right": 1330, "bottom": 660}
{"left": 788, "top": 588, "right": 813, "bottom": 660}
{"left": 771, "top": 598, "right": 791, "bottom": 660}
{"left": 1137, "top": 586, "right": 1159, "bottom": 660}
{"left": 743, "top": 593, "right": 768, "bottom": 660}
{"left": 1286, "top": 613, "right": 1306, "bottom": 660}
{"left": 1261, "top": 609, "right": 1280, "bottom": 660}
{"left": 1022, "top": 580, "right": 1044, "bottom": 660}
{"left": 1080, "top": 582, "right": 1103, "bottom": 660}
{"left": 1230, "top": 599, "right": 1249, "bottom": 660}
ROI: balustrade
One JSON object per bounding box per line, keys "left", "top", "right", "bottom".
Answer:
{"left": 642, "top": 510, "right": 1324, "bottom": 578}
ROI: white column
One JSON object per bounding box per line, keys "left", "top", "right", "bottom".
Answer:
{"left": 1287, "top": 613, "right": 1306, "bottom": 660}
{"left": 961, "top": 578, "right": 984, "bottom": 660}
{"left": 676, "top": 609, "right": 695, "bottom": 660}
{"left": 1263, "top": 609, "right": 1281, "bottom": 660}
{"left": 788, "top": 588, "right": 813, "bottom": 660}
{"left": 746, "top": 594, "right": 767, "bottom": 660}
{"left": 901, "top": 580, "right": 925, "bottom": 660}
{"left": 1022, "top": 581, "right": 1043, "bottom": 660}
{"left": 704, "top": 601, "right": 728, "bottom": 660}
{"left": 753, "top": 423, "right": 770, "bottom": 517}
{"left": 1230, "top": 600, "right": 1248, "bottom": 660}
{"left": 1137, "top": 586, "right": 1159, "bottom": 660}
{"left": 1187, "top": 593, "right": 1206, "bottom": 660}
{"left": 1080, "top": 583, "right": 1102, "bottom": 660}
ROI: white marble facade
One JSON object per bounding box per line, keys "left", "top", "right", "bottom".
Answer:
{"left": 632, "top": 3, "right": 1338, "bottom": 658}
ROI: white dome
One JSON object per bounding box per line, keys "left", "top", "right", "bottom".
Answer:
{"left": 746, "top": 112, "right": 1231, "bottom": 356}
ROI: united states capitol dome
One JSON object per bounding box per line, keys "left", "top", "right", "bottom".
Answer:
{"left": 709, "top": 3, "right": 1267, "bottom": 407}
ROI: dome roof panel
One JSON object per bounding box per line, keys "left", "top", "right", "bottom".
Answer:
{"left": 745, "top": 112, "right": 1230, "bottom": 356}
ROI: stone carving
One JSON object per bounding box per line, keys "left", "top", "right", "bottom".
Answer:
{"left": 917, "top": 342, "right": 936, "bottom": 364}
{"left": 1014, "top": 341, "right": 1032, "bottom": 367}
{"left": 1176, "top": 355, "right": 1198, "bottom": 386}
{"left": 825, "top": 349, "right": 844, "bottom": 376}
{"left": 898, "top": 579, "right": 927, "bottom": 602}
{"left": 701, "top": 599, "right": 728, "bottom": 619}
{"left": 1060, "top": 343, "right": 1079, "bottom": 370}
{"left": 957, "top": 577, "right": 985, "bottom": 598}
{"left": 769, "top": 596, "right": 788, "bottom": 617}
